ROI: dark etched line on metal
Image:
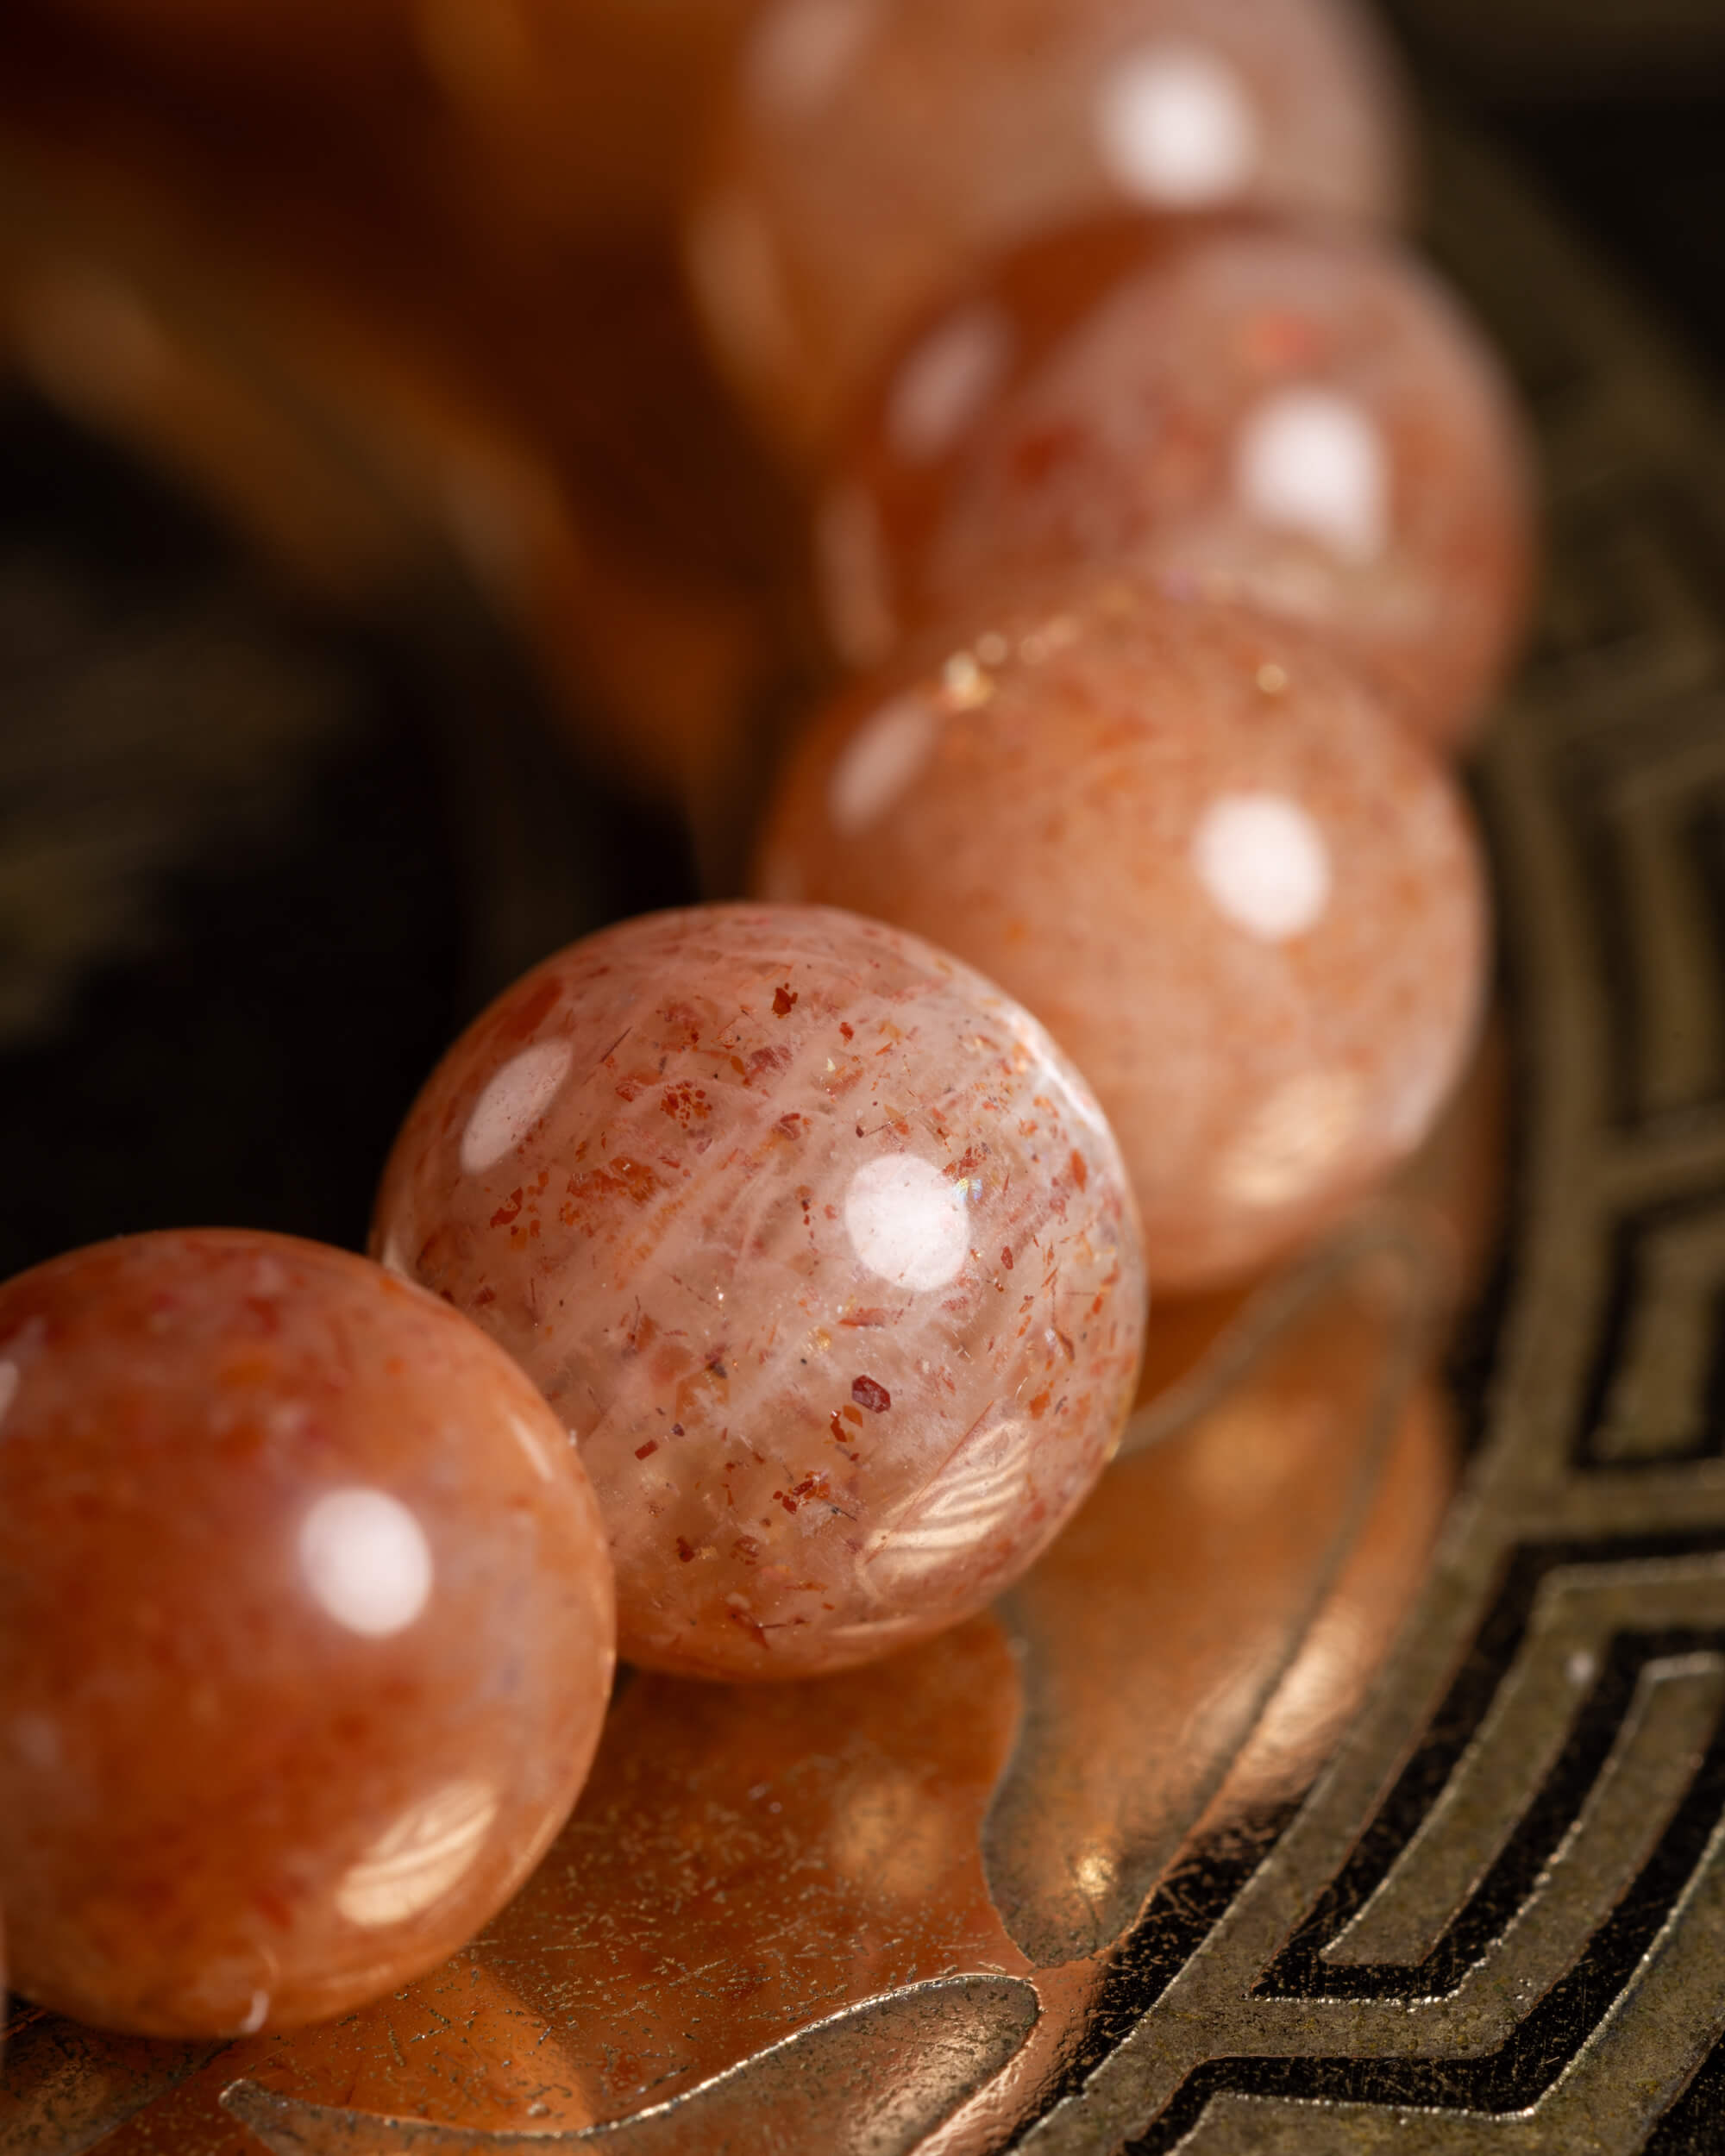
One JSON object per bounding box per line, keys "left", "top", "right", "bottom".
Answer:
{"left": 1260, "top": 1653, "right": 1724, "bottom": 2046}
{"left": 1323, "top": 1595, "right": 1723, "bottom": 1972}
{"left": 1570, "top": 1181, "right": 1725, "bottom": 1471}
{"left": 1116, "top": 1702, "right": 1725, "bottom": 2148}
{"left": 1163, "top": 1803, "right": 1725, "bottom": 2154}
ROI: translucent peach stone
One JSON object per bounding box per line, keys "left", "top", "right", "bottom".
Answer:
{"left": 372, "top": 905, "right": 1145, "bottom": 1682}
{"left": 0, "top": 1231, "right": 614, "bottom": 2039}
{"left": 687, "top": 0, "right": 1409, "bottom": 462}
{"left": 755, "top": 583, "right": 1487, "bottom": 1289}
{"left": 821, "top": 216, "right": 1536, "bottom": 753}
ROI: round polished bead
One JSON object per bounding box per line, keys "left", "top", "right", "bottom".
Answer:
{"left": 0, "top": 1231, "right": 615, "bottom": 2039}
{"left": 372, "top": 904, "right": 1146, "bottom": 1683}
{"left": 820, "top": 216, "right": 1535, "bottom": 752}
{"left": 756, "top": 584, "right": 1487, "bottom": 1288}
{"left": 687, "top": 0, "right": 1409, "bottom": 462}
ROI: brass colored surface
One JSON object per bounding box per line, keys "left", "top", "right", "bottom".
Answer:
{"left": 9, "top": 109, "right": 1725, "bottom": 2156}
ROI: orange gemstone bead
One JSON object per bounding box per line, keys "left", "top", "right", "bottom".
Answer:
{"left": 372, "top": 905, "right": 1146, "bottom": 1682}
{"left": 0, "top": 1232, "right": 614, "bottom": 2038}
{"left": 756, "top": 582, "right": 1487, "bottom": 1288}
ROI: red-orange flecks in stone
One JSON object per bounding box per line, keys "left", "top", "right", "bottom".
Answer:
{"left": 373, "top": 906, "right": 1145, "bottom": 1680}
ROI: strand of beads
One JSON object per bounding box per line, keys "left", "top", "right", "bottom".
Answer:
{"left": 0, "top": 0, "right": 1532, "bottom": 2054}
{"left": 691, "top": 0, "right": 1534, "bottom": 1298}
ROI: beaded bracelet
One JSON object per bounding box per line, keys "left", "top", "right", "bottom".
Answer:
{"left": 0, "top": 0, "right": 1531, "bottom": 2059}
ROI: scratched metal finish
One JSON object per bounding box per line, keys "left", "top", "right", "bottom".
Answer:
{"left": 8, "top": 113, "right": 1725, "bottom": 2156}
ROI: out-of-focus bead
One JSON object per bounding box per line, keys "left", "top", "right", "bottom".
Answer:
{"left": 821, "top": 216, "right": 1535, "bottom": 752}
{"left": 687, "top": 0, "right": 1410, "bottom": 462}
{"left": 0, "top": 1231, "right": 614, "bottom": 2039}
{"left": 372, "top": 904, "right": 1146, "bottom": 1682}
{"left": 755, "top": 582, "right": 1487, "bottom": 1288}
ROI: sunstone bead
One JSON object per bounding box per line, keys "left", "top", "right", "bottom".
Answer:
{"left": 0, "top": 1231, "right": 614, "bottom": 2040}
{"left": 819, "top": 216, "right": 1535, "bottom": 753}
{"left": 756, "top": 583, "right": 1487, "bottom": 1289}
{"left": 372, "top": 905, "right": 1146, "bottom": 1683}
{"left": 687, "top": 0, "right": 1408, "bottom": 462}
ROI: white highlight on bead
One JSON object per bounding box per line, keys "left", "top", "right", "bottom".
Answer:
{"left": 461, "top": 1039, "right": 573, "bottom": 1175}
{"left": 336, "top": 1779, "right": 500, "bottom": 1929}
{"left": 0, "top": 1362, "right": 17, "bottom": 1432}
{"left": 746, "top": 0, "right": 875, "bottom": 118}
{"left": 509, "top": 1410, "right": 557, "bottom": 1484}
{"left": 1235, "top": 387, "right": 1389, "bottom": 563}
{"left": 686, "top": 194, "right": 798, "bottom": 378}
{"left": 1095, "top": 43, "right": 1259, "bottom": 208}
{"left": 1385, "top": 1052, "right": 1452, "bottom": 1151}
{"left": 816, "top": 483, "right": 898, "bottom": 667}
{"left": 845, "top": 1154, "right": 970, "bottom": 1291}
{"left": 236, "top": 1990, "right": 271, "bottom": 2036}
{"left": 888, "top": 304, "right": 1014, "bottom": 465}
{"left": 829, "top": 693, "right": 938, "bottom": 835}
{"left": 1222, "top": 1069, "right": 1362, "bottom": 1209}
{"left": 299, "top": 1489, "right": 433, "bottom": 1639}
{"left": 1193, "top": 793, "right": 1333, "bottom": 943}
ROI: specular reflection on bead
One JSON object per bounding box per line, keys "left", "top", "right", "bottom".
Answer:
{"left": 1192, "top": 792, "right": 1333, "bottom": 943}
{"left": 1095, "top": 41, "right": 1261, "bottom": 207}
{"left": 298, "top": 1489, "right": 434, "bottom": 1639}
{"left": 460, "top": 1038, "right": 575, "bottom": 1175}
{"left": 888, "top": 304, "right": 1017, "bottom": 463}
{"left": 844, "top": 1152, "right": 971, "bottom": 1289}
